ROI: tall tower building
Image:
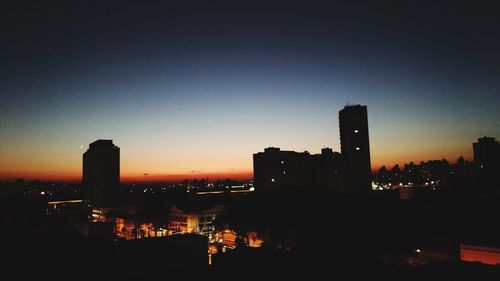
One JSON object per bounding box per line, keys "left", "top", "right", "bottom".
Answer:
{"left": 83, "top": 140, "right": 120, "bottom": 206}
{"left": 339, "top": 105, "right": 372, "bottom": 192}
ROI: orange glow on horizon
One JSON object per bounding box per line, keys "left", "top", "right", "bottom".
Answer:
{"left": 121, "top": 171, "right": 253, "bottom": 183}
{"left": 0, "top": 170, "right": 81, "bottom": 183}
{"left": 0, "top": 140, "right": 473, "bottom": 183}
{"left": 1, "top": 152, "right": 473, "bottom": 183}
{"left": 0, "top": 170, "right": 253, "bottom": 183}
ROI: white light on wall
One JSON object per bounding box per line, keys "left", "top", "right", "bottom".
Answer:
{"left": 354, "top": 130, "right": 359, "bottom": 133}
{"left": 356, "top": 147, "right": 360, "bottom": 150}
{"left": 271, "top": 178, "right": 275, "bottom": 183}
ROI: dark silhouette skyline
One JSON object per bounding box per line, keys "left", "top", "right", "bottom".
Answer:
{"left": 1, "top": 2, "right": 500, "bottom": 279}
{"left": 1, "top": 0, "right": 499, "bottom": 182}
{"left": 1, "top": 135, "right": 499, "bottom": 280}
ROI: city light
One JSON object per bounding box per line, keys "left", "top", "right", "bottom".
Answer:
{"left": 196, "top": 191, "right": 224, "bottom": 195}
{"left": 47, "top": 199, "right": 83, "bottom": 204}
{"left": 230, "top": 189, "right": 254, "bottom": 193}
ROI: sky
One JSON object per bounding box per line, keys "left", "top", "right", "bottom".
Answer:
{"left": 1, "top": 0, "right": 499, "bottom": 182}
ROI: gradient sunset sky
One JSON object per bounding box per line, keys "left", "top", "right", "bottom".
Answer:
{"left": 1, "top": 1, "right": 499, "bottom": 182}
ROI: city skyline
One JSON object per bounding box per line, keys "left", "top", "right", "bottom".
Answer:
{"left": 1, "top": 119, "right": 491, "bottom": 183}
{"left": 2, "top": 2, "right": 500, "bottom": 279}
{"left": 1, "top": 1, "right": 499, "bottom": 182}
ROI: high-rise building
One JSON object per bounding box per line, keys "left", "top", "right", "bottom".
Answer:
{"left": 473, "top": 136, "right": 500, "bottom": 190}
{"left": 83, "top": 140, "right": 120, "bottom": 206}
{"left": 473, "top": 137, "right": 500, "bottom": 170}
{"left": 253, "top": 147, "right": 341, "bottom": 191}
{"left": 339, "top": 104, "right": 372, "bottom": 192}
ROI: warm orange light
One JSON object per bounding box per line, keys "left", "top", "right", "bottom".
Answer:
{"left": 121, "top": 171, "right": 252, "bottom": 183}
{"left": 230, "top": 189, "right": 254, "bottom": 193}
{"left": 196, "top": 191, "right": 224, "bottom": 195}
{"left": 47, "top": 199, "right": 83, "bottom": 204}
{"left": 460, "top": 244, "right": 500, "bottom": 265}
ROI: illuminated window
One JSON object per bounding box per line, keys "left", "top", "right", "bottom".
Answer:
{"left": 356, "top": 147, "right": 360, "bottom": 150}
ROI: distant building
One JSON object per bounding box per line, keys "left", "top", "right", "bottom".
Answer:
{"left": 473, "top": 136, "right": 500, "bottom": 191}
{"left": 339, "top": 104, "right": 372, "bottom": 192}
{"left": 167, "top": 205, "right": 222, "bottom": 236}
{"left": 83, "top": 140, "right": 120, "bottom": 206}
{"left": 253, "top": 147, "right": 341, "bottom": 191}
{"left": 169, "top": 205, "right": 201, "bottom": 235}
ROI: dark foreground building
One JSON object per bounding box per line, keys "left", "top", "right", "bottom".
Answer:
{"left": 473, "top": 136, "right": 500, "bottom": 192}
{"left": 83, "top": 140, "right": 120, "bottom": 206}
{"left": 253, "top": 147, "right": 341, "bottom": 191}
{"left": 339, "top": 105, "right": 372, "bottom": 192}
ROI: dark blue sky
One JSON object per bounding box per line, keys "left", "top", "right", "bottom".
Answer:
{"left": 1, "top": 0, "right": 499, "bottom": 180}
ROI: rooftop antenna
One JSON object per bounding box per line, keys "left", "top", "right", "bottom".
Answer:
{"left": 347, "top": 97, "right": 359, "bottom": 106}
{"left": 346, "top": 99, "right": 357, "bottom": 107}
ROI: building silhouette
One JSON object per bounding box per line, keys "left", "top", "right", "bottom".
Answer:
{"left": 83, "top": 140, "right": 120, "bottom": 206}
{"left": 473, "top": 136, "right": 500, "bottom": 191}
{"left": 253, "top": 147, "right": 341, "bottom": 191}
{"left": 339, "top": 105, "right": 372, "bottom": 192}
